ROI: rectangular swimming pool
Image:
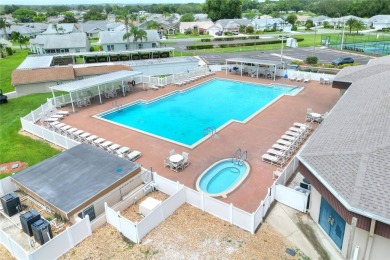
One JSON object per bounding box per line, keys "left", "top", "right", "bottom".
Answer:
{"left": 99, "top": 79, "right": 301, "bottom": 147}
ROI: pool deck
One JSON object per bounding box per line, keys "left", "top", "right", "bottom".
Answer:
{"left": 60, "top": 72, "right": 339, "bottom": 213}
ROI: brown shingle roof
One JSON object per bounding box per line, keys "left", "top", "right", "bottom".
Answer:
{"left": 12, "top": 67, "right": 75, "bottom": 85}
{"left": 73, "top": 64, "right": 132, "bottom": 77}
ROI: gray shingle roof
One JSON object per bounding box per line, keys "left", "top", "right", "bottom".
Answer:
{"left": 299, "top": 57, "right": 390, "bottom": 223}
{"left": 99, "top": 30, "right": 160, "bottom": 44}
{"left": 81, "top": 20, "right": 109, "bottom": 33}
{"left": 42, "top": 23, "right": 78, "bottom": 34}
{"left": 30, "top": 33, "right": 88, "bottom": 49}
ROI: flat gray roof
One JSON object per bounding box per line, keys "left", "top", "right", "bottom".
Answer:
{"left": 226, "top": 58, "right": 283, "bottom": 66}
{"left": 12, "top": 144, "right": 140, "bottom": 215}
{"left": 299, "top": 55, "right": 390, "bottom": 224}
{"left": 50, "top": 70, "right": 142, "bottom": 93}
{"left": 17, "top": 56, "right": 53, "bottom": 70}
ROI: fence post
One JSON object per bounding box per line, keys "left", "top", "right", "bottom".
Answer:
{"left": 251, "top": 213, "right": 255, "bottom": 234}
{"left": 85, "top": 215, "right": 92, "bottom": 236}
{"left": 201, "top": 192, "right": 205, "bottom": 212}
{"left": 160, "top": 203, "right": 165, "bottom": 220}
{"left": 229, "top": 203, "right": 233, "bottom": 224}
{"left": 66, "top": 227, "right": 74, "bottom": 247}
{"left": 176, "top": 181, "right": 180, "bottom": 191}
{"left": 135, "top": 222, "right": 140, "bottom": 244}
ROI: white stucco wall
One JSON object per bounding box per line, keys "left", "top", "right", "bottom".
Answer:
{"left": 131, "top": 60, "right": 199, "bottom": 76}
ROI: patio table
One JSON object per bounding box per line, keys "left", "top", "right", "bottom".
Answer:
{"left": 169, "top": 154, "right": 183, "bottom": 163}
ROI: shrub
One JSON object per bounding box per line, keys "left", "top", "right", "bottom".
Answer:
{"left": 5, "top": 47, "right": 13, "bottom": 56}
{"left": 224, "top": 31, "right": 232, "bottom": 36}
{"left": 201, "top": 38, "right": 211, "bottom": 42}
{"left": 246, "top": 26, "right": 254, "bottom": 34}
{"left": 186, "top": 44, "right": 214, "bottom": 50}
{"left": 184, "top": 28, "right": 192, "bottom": 35}
{"left": 89, "top": 46, "right": 94, "bottom": 52}
{"left": 291, "top": 60, "right": 304, "bottom": 65}
{"left": 305, "top": 56, "right": 318, "bottom": 65}
{"left": 292, "top": 25, "right": 298, "bottom": 31}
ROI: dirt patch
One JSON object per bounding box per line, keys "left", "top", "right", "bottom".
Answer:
{"left": 19, "top": 129, "right": 65, "bottom": 151}
{"left": 297, "top": 212, "right": 330, "bottom": 260}
{"left": 121, "top": 191, "right": 168, "bottom": 222}
{"left": 60, "top": 203, "right": 302, "bottom": 259}
{"left": 0, "top": 244, "right": 15, "bottom": 260}
{"left": 0, "top": 161, "right": 28, "bottom": 174}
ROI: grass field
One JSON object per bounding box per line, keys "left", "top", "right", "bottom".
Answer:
{"left": 0, "top": 93, "right": 60, "bottom": 179}
{"left": 169, "top": 33, "right": 213, "bottom": 39}
{"left": 0, "top": 49, "right": 29, "bottom": 93}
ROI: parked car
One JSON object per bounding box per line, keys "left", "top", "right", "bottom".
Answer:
{"left": 331, "top": 57, "right": 354, "bottom": 66}
{"left": 232, "top": 31, "right": 239, "bottom": 35}
{"left": 0, "top": 89, "right": 8, "bottom": 104}
{"left": 215, "top": 31, "right": 223, "bottom": 36}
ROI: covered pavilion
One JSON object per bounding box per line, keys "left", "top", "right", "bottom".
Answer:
{"left": 225, "top": 58, "right": 284, "bottom": 81}
{"left": 50, "top": 70, "right": 143, "bottom": 112}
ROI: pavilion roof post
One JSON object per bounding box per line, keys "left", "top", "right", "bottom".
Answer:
{"left": 70, "top": 92, "right": 75, "bottom": 113}
{"left": 274, "top": 65, "right": 276, "bottom": 81}
{"left": 98, "top": 85, "right": 102, "bottom": 104}
{"left": 122, "top": 80, "right": 125, "bottom": 97}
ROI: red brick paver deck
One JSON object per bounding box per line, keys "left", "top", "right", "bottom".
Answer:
{"left": 61, "top": 72, "right": 339, "bottom": 212}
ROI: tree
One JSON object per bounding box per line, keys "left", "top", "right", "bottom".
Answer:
{"left": 104, "top": 4, "right": 113, "bottom": 14}
{"left": 33, "top": 13, "right": 46, "bottom": 22}
{"left": 62, "top": 12, "right": 77, "bottom": 23}
{"left": 180, "top": 13, "right": 195, "bottom": 22}
{"left": 323, "top": 21, "right": 331, "bottom": 29}
{"left": 123, "top": 25, "right": 148, "bottom": 49}
{"left": 83, "top": 8, "right": 106, "bottom": 21}
{"left": 243, "top": 10, "right": 257, "bottom": 20}
{"left": 286, "top": 14, "right": 297, "bottom": 25}
{"left": 203, "top": 0, "right": 242, "bottom": 22}
{"left": 346, "top": 18, "right": 357, "bottom": 34}
{"left": 0, "top": 18, "right": 10, "bottom": 40}
{"left": 305, "top": 19, "right": 314, "bottom": 30}
{"left": 10, "top": 31, "right": 29, "bottom": 49}
{"left": 116, "top": 9, "right": 131, "bottom": 50}
{"left": 12, "top": 8, "right": 36, "bottom": 22}
{"left": 146, "top": 21, "right": 159, "bottom": 30}
{"left": 354, "top": 20, "right": 366, "bottom": 34}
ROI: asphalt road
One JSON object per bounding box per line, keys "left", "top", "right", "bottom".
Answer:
{"left": 195, "top": 46, "right": 372, "bottom": 65}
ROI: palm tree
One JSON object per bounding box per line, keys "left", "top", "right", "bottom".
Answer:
{"left": 0, "top": 44, "right": 5, "bottom": 58}
{"left": 123, "top": 25, "right": 148, "bottom": 49}
{"left": 346, "top": 18, "right": 357, "bottom": 34}
{"left": 19, "top": 36, "right": 30, "bottom": 49}
{"left": 116, "top": 10, "right": 131, "bottom": 50}
{"left": 0, "top": 18, "right": 11, "bottom": 40}
{"left": 354, "top": 20, "right": 366, "bottom": 34}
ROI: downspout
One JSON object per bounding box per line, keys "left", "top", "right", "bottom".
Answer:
{"left": 346, "top": 217, "right": 357, "bottom": 259}
{"left": 363, "top": 219, "right": 376, "bottom": 260}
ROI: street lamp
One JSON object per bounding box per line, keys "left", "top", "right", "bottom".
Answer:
{"left": 340, "top": 18, "right": 346, "bottom": 50}
{"left": 312, "top": 24, "right": 317, "bottom": 56}
{"left": 280, "top": 22, "right": 289, "bottom": 63}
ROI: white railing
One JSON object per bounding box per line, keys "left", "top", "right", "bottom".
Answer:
{"left": 276, "top": 156, "right": 299, "bottom": 185}
{"left": 1, "top": 216, "right": 92, "bottom": 260}
{"left": 0, "top": 177, "right": 18, "bottom": 197}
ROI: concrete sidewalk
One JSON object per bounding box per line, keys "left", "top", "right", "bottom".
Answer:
{"left": 266, "top": 202, "right": 344, "bottom": 260}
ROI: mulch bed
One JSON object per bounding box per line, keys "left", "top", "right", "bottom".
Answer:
{"left": 0, "top": 161, "right": 28, "bottom": 174}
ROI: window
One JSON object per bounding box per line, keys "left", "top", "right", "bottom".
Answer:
{"left": 75, "top": 49, "right": 80, "bottom": 53}
{"left": 107, "top": 44, "right": 114, "bottom": 51}
{"left": 152, "top": 43, "right": 157, "bottom": 48}
{"left": 138, "top": 43, "right": 143, "bottom": 49}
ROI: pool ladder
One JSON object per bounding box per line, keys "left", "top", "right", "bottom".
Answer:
{"left": 112, "top": 101, "right": 123, "bottom": 111}
{"left": 204, "top": 126, "right": 216, "bottom": 137}
{"left": 232, "top": 148, "right": 247, "bottom": 166}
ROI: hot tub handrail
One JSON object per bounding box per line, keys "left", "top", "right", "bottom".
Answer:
{"left": 232, "top": 148, "right": 242, "bottom": 164}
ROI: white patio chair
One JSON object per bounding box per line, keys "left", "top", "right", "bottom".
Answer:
{"left": 289, "top": 72, "right": 297, "bottom": 81}
{"left": 169, "top": 149, "right": 176, "bottom": 156}
{"left": 303, "top": 74, "right": 311, "bottom": 83}
{"left": 296, "top": 73, "right": 304, "bottom": 82}
{"left": 306, "top": 108, "right": 313, "bottom": 122}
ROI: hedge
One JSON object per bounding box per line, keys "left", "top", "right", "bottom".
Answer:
{"left": 186, "top": 44, "right": 214, "bottom": 50}
{"left": 201, "top": 39, "right": 211, "bottom": 42}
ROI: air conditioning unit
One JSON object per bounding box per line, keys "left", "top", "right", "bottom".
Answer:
{"left": 1, "top": 192, "right": 21, "bottom": 217}
{"left": 20, "top": 210, "right": 41, "bottom": 236}
{"left": 300, "top": 177, "right": 311, "bottom": 190}
{"left": 32, "top": 219, "right": 52, "bottom": 245}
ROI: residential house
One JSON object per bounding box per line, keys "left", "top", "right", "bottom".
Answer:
{"left": 42, "top": 23, "right": 79, "bottom": 35}
{"left": 295, "top": 15, "right": 311, "bottom": 25}
{"left": 81, "top": 20, "right": 109, "bottom": 38}
{"left": 99, "top": 30, "right": 160, "bottom": 51}
{"left": 30, "top": 32, "right": 90, "bottom": 54}
{"left": 252, "top": 18, "right": 292, "bottom": 31}
{"left": 0, "top": 24, "right": 44, "bottom": 39}
{"left": 311, "top": 15, "right": 330, "bottom": 26}
{"left": 367, "top": 15, "right": 390, "bottom": 30}
{"left": 297, "top": 55, "right": 390, "bottom": 259}
{"left": 179, "top": 21, "right": 215, "bottom": 34}
{"left": 206, "top": 24, "right": 223, "bottom": 36}
{"left": 194, "top": 14, "right": 211, "bottom": 22}
{"left": 324, "top": 15, "right": 367, "bottom": 29}
{"left": 215, "top": 19, "right": 252, "bottom": 33}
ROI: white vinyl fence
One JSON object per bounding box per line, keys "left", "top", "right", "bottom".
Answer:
{"left": 0, "top": 177, "right": 18, "bottom": 197}
{"left": 0, "top": 216, "right": 92, "bottom": 260}
{"left": 275, "top": 185, "right": 309, "bottom": 212}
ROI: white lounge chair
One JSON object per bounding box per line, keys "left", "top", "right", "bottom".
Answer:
{"left": 296, "top": 73, "right": 304, "bottom": 82}
{"left": 289, "top": 73, "right": 297, "bottom": 81}
{"left": 127, "top": 150, "right": 141, "bottom": 161}
{"left": 261, "top": 154, "right": 285, "bottom": 166}
{"left": 148, "top": 84, "right": 159, "bottom": 90}
{"left": 281, "top": 135, "right": 296, "bottom": 142}
{"left": 303, "top": 74, "right": 311, "bottom": 83}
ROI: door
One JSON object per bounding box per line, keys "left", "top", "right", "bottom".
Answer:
{"left": 319, "top": 197, "right": 346, "bottom": 249}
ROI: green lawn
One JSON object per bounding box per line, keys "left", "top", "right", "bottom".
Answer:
{"left": 0, "top": 93, "right": 60, "bottom": 179}
{"left": 173, "top": 50, "right": 197, "bottom": 56}
{"left": 89, "top": 38, "right": 99, "bottom": 43}
{"left": 169, "top": 33, "right": 213, "bottom": 39}
{"left": 0, "top": 49, "right": 29, "bottom": 93}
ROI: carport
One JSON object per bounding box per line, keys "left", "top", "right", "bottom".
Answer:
{"left": 50, "top": 70, "right": 143, "bottom": 113}
{"left": 225, "top": 58, "right": 284, "bottom": 81}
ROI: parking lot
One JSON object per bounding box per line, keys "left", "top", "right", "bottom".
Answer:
{"left": 198, "top": 46, "right": 373, "bottom": 65}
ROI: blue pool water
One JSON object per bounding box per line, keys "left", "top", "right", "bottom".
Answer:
{"left": 100, "top": 79, "right": 299, "bottom": 146}
{"left": 198, "top": 160, "right": 247, "bottom": 195}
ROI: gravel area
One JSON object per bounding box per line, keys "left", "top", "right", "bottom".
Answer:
{"left": 0, "top": 245, "right": 15, "bottom": 260}
{"left": 121, "top": 191, "right": 168, "bottom": 222}
{"left": 60, "top": 203, "right": 303, "bottom": 259}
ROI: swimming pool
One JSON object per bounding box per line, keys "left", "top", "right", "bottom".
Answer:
{"left": 99, "top": 78, "right": 301, "bottom": 147}
{"left": 196, "top": 159, "right": 249, "bottom": 197}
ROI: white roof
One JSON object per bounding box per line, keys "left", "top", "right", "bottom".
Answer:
{"left": 226, "top": 58, "right": 283, "bottom": 66}
{"left": 50, "top": 70, "right": 142, "bottom": 93}
{"left": 18, "top": 56, "right": 53, "bottom": 70}
{"left": 99, "top": 30, "right": 160, "bottom": 44}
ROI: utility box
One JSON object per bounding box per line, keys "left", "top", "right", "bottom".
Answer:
{"left": 286, "top": 37, "right": 298, "bottom": 48}
{"left": 1, "top": 192, "right": 21, "bottom": 217}
{"left": 32, "top": 219, "right": 52, "bottom": 245}
{"left": 20, "top": 210, "right": 41, "bottom": 236}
